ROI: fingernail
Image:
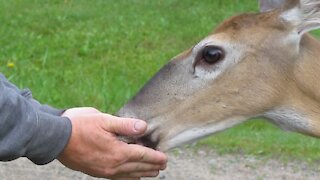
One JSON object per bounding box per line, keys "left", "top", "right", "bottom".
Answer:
{"left": 134, "top": 121, "right": 146, "bottom": 132}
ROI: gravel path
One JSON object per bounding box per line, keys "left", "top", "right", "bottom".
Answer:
{"left": 1, "top": 148, "right": 319, "bottom": 180}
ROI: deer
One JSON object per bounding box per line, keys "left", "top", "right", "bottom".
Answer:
{"left": 117, "top": 0, "right": 320, "bottom": 152}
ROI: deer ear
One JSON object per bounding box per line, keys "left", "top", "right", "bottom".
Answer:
{"left": 259, "top": 0, "right": 289, "bottom": 12}
{"left": 280, "top": 0, "right": 320, "bottom": 34}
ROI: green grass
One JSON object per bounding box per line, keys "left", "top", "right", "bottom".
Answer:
{"left": 1, "top": 0, "right": 320, "bottom": 163}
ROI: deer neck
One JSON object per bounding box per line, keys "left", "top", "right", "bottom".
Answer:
{"left": 264, "top": 34, "right": 320, "bottom": 137}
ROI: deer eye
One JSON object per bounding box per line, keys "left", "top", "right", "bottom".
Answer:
{"left": 202, "top": 46, "right": 224, "bottom": 64}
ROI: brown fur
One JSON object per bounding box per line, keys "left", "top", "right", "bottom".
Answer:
{"left": 118, "top": 0, "right": 320, "bottom": 150}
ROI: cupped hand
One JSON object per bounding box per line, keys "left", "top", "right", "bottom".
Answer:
{"left": 58, "top": 107, "right": 167, "bottom": 179}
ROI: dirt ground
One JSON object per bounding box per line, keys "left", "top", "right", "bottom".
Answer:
{"left": 0, "top": 148, "right": 319, "bottom": 180}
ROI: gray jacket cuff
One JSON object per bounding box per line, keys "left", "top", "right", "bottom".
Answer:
{"left": 21, "top": 89, "right": 66, "bottom": 116}
{"left": 0, "top": 75, "right": 66, "bottom": 117}
{"left": 39, "top": 105, "right": 65, "bottom": 116}
{"left": 25, "top": 112, "right": 72, "bottom": 165}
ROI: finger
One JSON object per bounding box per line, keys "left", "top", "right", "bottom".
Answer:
{"left": 112, "top": 178, "right": 140, "bottom": 180}
{"left": 116, "top": 162, "right": 166, "bottom": 173}
{"left": 126, "top": 144, "right": 168, "bottom": 164}
{"left": 128, "top": 171, "right": 160, "bottom": 178}
{"left": 115, "top": 171, "right": 160, "bottom": 178}
{"left": 101, "top": 114, "right": 147, "bottom": 136}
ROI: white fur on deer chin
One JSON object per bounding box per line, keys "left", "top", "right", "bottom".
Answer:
{"left": 264, "top": 107, "right": 310, "bottom": 132}
{"left": 162, "top": 117, "right": 248, "bottom": 151}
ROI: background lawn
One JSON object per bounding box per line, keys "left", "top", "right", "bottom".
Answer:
{"left": 1, "top": 0, "right": 320, "bottom": 162}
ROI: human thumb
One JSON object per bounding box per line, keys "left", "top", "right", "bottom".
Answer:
{"left": 102, "top": 114, "right": 147, "bottom": 136}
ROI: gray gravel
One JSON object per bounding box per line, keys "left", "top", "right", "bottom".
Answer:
{"left": 1, "top": 148, "right": 319, "bottom": 180}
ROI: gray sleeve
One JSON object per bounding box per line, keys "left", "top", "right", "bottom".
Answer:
{"left": 0, "top": 74, "right": 64, "bottom": 116}
{"left": 0, "top": 77, "right": 72, "bottom": 165}
{"left": 20, "top": 88, "right": 66, "bottom": 116}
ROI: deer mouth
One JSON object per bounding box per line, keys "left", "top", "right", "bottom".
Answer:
{"left": 117, "top": 131, "right": 160, "bottom": 150}
{"left": 137, "top": 132, "right": 161, "bottom": 150}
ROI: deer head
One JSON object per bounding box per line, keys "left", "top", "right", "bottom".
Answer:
{"left": 118, "top": 0, "right": 320, "bottom": 151}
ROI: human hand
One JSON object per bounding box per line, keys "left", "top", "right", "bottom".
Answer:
{"left": 58, "top": 107, "right": 167, "bottom": 180}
